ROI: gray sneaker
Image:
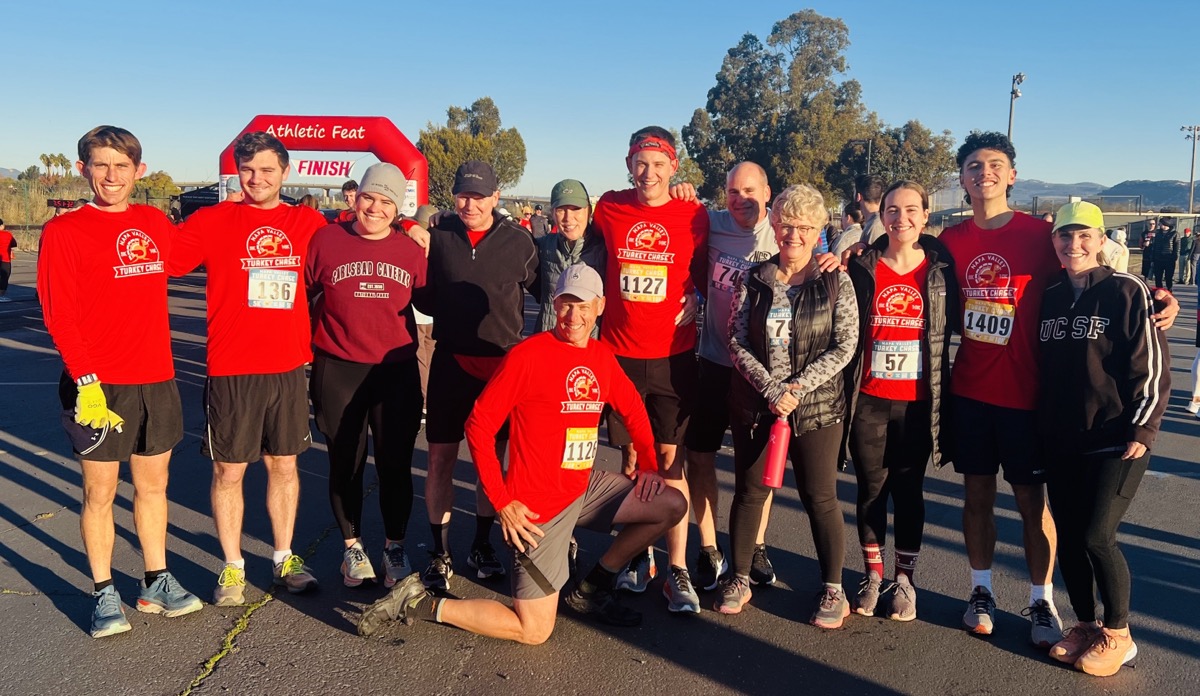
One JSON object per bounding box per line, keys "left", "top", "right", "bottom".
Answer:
{"left": 273, "top": 554, "right": 319, "bottom": 594}
{"left": 1022, "top": 599, "right": 1063, "bottom": 648}
{"left": 615, "top": 548, "right": 657, "bottom": 593}
{"left": 810, "top": 586, "right": 850, "bottom": 629}
{"left": 714, "top": 574, "right": 752, "bottom": 615}
{"left": 662, "top": 566, "right": 701, "bottom": 614}
{"left": 888, "top": 577, "right": 917, "bottom": 622}
{"left": 358, "top": 573, "right": 429, "bottom": 637}
{"left": 341, "top": 545, "right": 377, "bottom": 587}
{"left": 90, "top": 585, "right": 131, "bottom": 638}
{"left": 136, "top": 572, "right": 203, "bottom": 617}
{"left": 381, "top": 544, "right": 411, "bottom": 589}
{"left": 963, "top": 586, "right": 996, "bottom": 635}
{"left": 213, "top": 564, "right": 246, "bottom": 607}
{"left": 853, "top": 572, "right": 882, "bottom": 616}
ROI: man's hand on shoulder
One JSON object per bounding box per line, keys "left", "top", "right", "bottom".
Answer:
{"left": 668, "top": 183, "right": 698, "bottom": 203}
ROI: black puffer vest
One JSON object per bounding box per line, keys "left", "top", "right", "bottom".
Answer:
{"left": 730, "top": 256, "right": 846, "bottom": 435}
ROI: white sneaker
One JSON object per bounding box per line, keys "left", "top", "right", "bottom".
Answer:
{"left": 1185, "top": 400, "right": 1200, "bottom": 415}
{"left": 341, "top": 545, "right": 376, "bottom": 587}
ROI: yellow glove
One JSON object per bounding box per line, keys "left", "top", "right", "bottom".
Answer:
{"left": 75, "top": 380, "right": 124, "bottom": 432}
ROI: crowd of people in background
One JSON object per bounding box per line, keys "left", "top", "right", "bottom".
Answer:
{"left": 27, "top": 122, "right": 1193, "bottom": 681}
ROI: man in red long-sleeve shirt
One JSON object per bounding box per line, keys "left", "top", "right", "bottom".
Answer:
{"left": 358, "top": 264, "right": 685, "bottom": 643}
{"left": 39, "top": 125, "right": 202, "bottom": 638}
{"left": 168, "top": 132, "right": 327, "bottom": 606}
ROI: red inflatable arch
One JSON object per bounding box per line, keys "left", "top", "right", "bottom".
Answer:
{"left": 218, "top": 115, "right": 428, "bottom": 213}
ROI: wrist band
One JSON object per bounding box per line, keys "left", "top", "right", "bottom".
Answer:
{"left": 76, "top": 373, "right": 99, "bottom": 386}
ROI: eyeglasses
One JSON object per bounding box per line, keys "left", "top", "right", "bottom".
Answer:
{"left": 777, "top": 224, "right": 818, "bottom": 236}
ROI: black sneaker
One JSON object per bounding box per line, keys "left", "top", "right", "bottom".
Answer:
{"left": 695, "top": 545, "right": 728, "bottom": 592}
{"left": 567, "top": 537, "right": 579, "bottom": 586}
{"left": 421, "top": 553, "right": 454, "bottom": 592}
{"left": 564, "top": 584, "right": 642, "bottom": 627}
{"left": 468, "top": 542, "right": 506, "bottom": 580}
{"left": 749, "top": 544, "right": 776, "bottom": 586}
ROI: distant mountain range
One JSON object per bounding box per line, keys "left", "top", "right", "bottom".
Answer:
{"left": 0, "top": 167, "right": 21, "bottom": 180}
{"left": 1010, "top": 178, "right": 1197, "bottom": 211}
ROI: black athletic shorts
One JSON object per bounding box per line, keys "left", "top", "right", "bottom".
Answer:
{"left": 425, "top": 350, "right": 508, "bottom": 444}
{"left": 606, "top": 351, "right": 698, "bottom": 447}
{"left": 512, "top": 470, "right": 632, "bottom": 600}
{"left": 949, "top": 395, "right": 1046, "bottom": 485}
{"left": 683, "top": 357, "right": 733, "bottom": 452}
{"left": 203, "top": 366, "right": 311, "bottom": 463}
{"left": 58, "top": 373, "right": 182, "bottom": 461}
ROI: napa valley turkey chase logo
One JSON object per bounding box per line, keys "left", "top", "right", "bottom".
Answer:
{"left": 963, "top": 253, "right": 1014, "bottom": 300}
{"left": 872, "top": 285, "right": 925, "bottom": 329}
{"left": 113, "top": 229, "right": 164, "bottom": 278}
{"left": 617, "top": 222, "right": 675, "bottom": 263}
{"left": 241, "top": 227, "right": 300, "bottom": 269}
{"left": 561, "top": 366, "right": 604, "bottom": 414}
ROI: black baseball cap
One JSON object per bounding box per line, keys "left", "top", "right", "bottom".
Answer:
{"left": 452, "top": 160, "right": 499, "bottom": 196}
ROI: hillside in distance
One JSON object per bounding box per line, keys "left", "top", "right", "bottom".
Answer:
{"left": 1010, "top": 178, "right": 1198, "bottom": 211}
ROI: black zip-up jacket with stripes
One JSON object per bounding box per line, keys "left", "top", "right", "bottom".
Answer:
{"left": 416, "top": 212, "right": 539, "bottom": 357}
{"left": 1036, "top": 266, "right": 1168, "bottom": 455}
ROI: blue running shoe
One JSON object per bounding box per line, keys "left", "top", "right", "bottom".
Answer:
{"left": 91, "top": 585, "right": 132, "bottom": 638}
{"left": 137, "top": 572, "right": 203, "bottom": 617}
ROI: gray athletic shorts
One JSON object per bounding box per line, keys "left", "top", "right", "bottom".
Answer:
{"left": 512, "top": 470, "right": 633, "bottom": 600}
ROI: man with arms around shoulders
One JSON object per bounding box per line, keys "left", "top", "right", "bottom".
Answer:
{"left": 168, "top": 131, "right": 328, "bottom": 605}
{"left": 39, "top": 125, "right": 202, "bottom": 637}
{"left": 414, "top": 160, "right": 539, "bottom": 592}
{"left": 358, "top": 264, "right": 685, "bottom": 643}
{"left": 592, "top": 126, "right": 708, "bottom": 613}
{"left": 681, "top": 162, "right": 780, "bottom": 592}
{"left": 941, "top": 131, "right": 1177, "bottom": 647}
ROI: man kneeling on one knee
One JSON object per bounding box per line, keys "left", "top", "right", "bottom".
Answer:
{"left": 359, "top": 263, "right": 685, "bottom": 644}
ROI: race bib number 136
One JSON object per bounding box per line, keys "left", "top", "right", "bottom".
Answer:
{"left": 248, "top": 269, "right": 297, "bottom": 309}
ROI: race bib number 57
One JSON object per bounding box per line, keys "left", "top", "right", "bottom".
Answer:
{"left": 963, "top": 299, "right": 1014, "bottom": 345}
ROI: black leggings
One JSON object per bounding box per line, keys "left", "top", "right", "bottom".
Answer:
{"left": 729, "top": 418, "right": 844, "bottom": 583}
{"left": 849, "top": 393, "right": 931, "bottom": 552}
{"left": 310, "top": 353, "right": 423, "bottom": 542}
{"left": 0, "top": 260, "right": 10, "bottom": 294}
{"left": 1046, "top": 450, "right": 1148, "bottom": 629}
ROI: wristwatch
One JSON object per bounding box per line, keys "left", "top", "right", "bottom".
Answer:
{"left": 76, "top": 373, "right": 99, "bottom": 386}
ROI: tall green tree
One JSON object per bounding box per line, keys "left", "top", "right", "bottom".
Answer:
{"left": 683, "top": 11, "right": 870, "bottom": 204}
{"left": 829, "top": 121, "right": 958, "bottom": 199}
{"left": 417, "top": 97, "right": 526, "bottom": 208}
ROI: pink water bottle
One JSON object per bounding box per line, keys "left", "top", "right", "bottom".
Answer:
{"left": 762, "top": 416, "right": 791, "bottom": 488}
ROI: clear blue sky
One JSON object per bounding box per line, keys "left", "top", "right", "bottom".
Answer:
{"left": 4, "top": 1, "right": 1198, "bottom": 198}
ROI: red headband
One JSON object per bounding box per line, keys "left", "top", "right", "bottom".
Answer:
{"left": 627, "top": 137, "right": 677, "bottom": 163}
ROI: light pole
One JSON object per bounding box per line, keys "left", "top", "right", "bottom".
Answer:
{"left": 1182, "top": 125, "right": 1199, "bottom": 214}
{"left": 850, "top": 138, "right": 873, "bottom": 176}
{"left": 1007, "top": 72, "right": 1025, "bottom": 141}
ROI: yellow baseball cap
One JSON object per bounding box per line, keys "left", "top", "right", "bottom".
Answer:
{"left": 1052, "top": 201, "right": 1105, "bottom": 232}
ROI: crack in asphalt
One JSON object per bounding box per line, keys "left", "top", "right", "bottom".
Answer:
{"left": 177, "top": 509, "right": 345, "bottom": 695}
{"left": 169, "top": 420, "right": 385, "bottom": 695}
{"left": 0, "top": 505, "right": 73, "bottom": 537}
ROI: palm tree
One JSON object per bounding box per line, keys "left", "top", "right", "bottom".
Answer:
{"left": 39, "top": 154, "right": 52, "bottom": 178}
{"left": 58, "top": 153, "right": 72, "bottom": 177}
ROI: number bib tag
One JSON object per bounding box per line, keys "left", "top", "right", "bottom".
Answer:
{"left": 869, "top": 339, "right": 922, "bottom": 380}
{"left": 619, "top": 263, "right": 668, "bottom": 303}
{"left": 767, "top": 307, "right": 792, "bottom": 347}
{"left": 963, "top": 299, "right": 1014, "bottom": 345}
{"left": 248, "top": 269, "right": 298, "bottom": 309}
{"left": 711, "top": 253, "right": 751, "bottom": 294}
{"left": 562, "top": 427, "right": 598, "bottom": 470}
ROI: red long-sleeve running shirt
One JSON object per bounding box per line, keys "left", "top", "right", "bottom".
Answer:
{"left": 466, "top": 331, "right": 658, "bottom": 520}
{"left": 167, "top": 202, "right": 326, "bottom": 376}
{"left": 38, "top": 204, "right": 176, "bottom": 384}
